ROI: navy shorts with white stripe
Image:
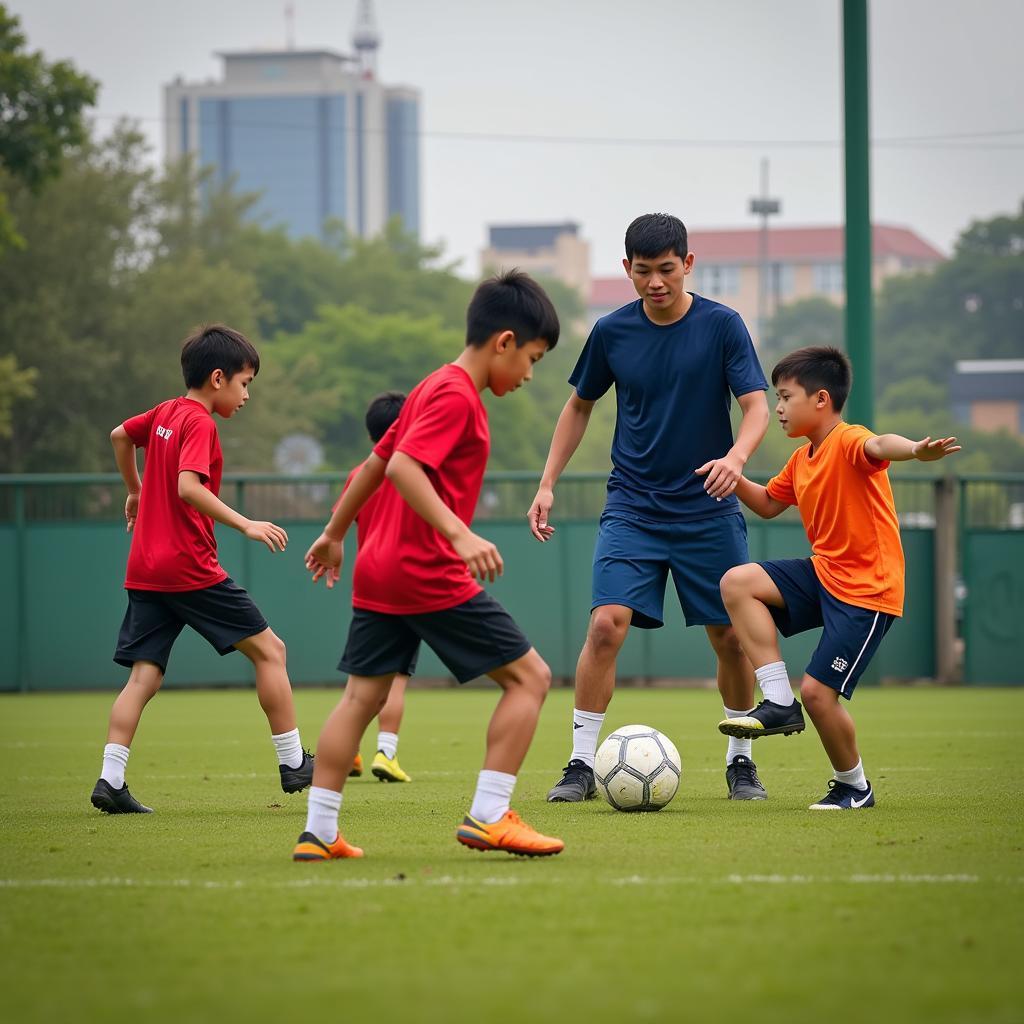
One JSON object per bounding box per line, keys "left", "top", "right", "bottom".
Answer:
{"left": 758, "top": 558, "right": 897, "bottom": 699}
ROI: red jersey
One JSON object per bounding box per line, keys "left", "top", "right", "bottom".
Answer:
{"left": 122, "top": 397, "right": 228, "bottom": 592}
{"left": 352, "top": 363, "right": 489, "bottom": 614}
{"left": 337, "top": 461, "right": 394, "bottom": 548}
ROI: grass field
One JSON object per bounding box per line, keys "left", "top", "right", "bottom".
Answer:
{"left": 1, "top": 686, "right": 1021, "bottom": 1024}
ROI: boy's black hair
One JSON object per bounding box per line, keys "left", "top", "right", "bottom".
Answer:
{"left": 181, "top": 324, "right": 260, "bottom": 389}
{"left": 365, "top": 390, "right": 406, "bottom": 443}
{"left": 772, "top": 345, "right": 853, "bottom": 414}
{"left": 624, "top": 213, "right": 689, "bottom": 261}
{"left": 465, "top": 269, "right": 560, "bottom": 350}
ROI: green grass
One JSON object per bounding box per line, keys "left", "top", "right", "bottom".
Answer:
{"left": 1, "top": 686, "right": 1021, "bottom": 1024}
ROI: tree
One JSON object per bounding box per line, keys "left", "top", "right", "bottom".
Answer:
{"left": 0, "top": 5, "right": 97, "bottom": 248}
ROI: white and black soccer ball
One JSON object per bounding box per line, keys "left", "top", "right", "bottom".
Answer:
{"left": 594, "top": 724, "right": 681, "bottom": 812}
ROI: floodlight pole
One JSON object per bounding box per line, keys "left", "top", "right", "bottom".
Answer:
{"left": 843, "top": 0, "right": 873, "bottom": 427}
{"left": 749, "top": 157, "right": 780, "bottom": 344}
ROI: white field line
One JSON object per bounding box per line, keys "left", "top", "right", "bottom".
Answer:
{"left": 0, "top": 873, "right": 1011, "bottom": 892}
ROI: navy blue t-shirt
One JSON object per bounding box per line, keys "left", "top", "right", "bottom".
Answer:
{"left": 569, "top": 294, "right": 767, "bottom": 522}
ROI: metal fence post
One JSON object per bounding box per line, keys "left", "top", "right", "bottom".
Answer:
{"left": 14, "top": 483, "right": 29, "bottom": 691}
{"left": 933, "top": 477, "right": 958, "bottom": 683}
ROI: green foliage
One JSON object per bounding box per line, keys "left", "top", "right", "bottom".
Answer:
{"left": 0, "top": 353, "right": 35, "bottom": 437}
{"left": 0, "top": 5, "right": 97, "bottom": 247}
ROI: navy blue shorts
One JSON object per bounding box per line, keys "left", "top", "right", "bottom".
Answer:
{"left": 592, "top": 511, "right": 749, "bottom": 628}
{"left": 339, "top": 591, "right": 532, "bottom": 684}
{"left": 760, "top": 558, "right": 897, "bottom": 699}
{"left": 114, "top": 577, "right": 269, "bottom": 673}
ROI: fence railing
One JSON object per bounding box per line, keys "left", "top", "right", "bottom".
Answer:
{"left": 1, "top": 472, "right": 1022, "bottom": 689}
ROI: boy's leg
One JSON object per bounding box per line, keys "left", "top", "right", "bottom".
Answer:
{"left": 455, "top": 649, "right": 563, "bottom": 856}
{"left": 372, "top": 674, "right": 412, "bottom": 782}
{"left": 293, "top": 674, "right": 394, "bottom": 860}
{"left": 802, "top": 675, "right": 873, "bottom": 809}
{"left": 91, "top": 660, "right": 163, "bottom": 814}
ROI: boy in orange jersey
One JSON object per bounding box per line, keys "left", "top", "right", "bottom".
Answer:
{"left": 294, "top": 270, "right": 564, "bottom": 860}
{"left": 705, "top": 346, "right": 960, "bottom": 809}
{"left": 340, "top": 391, "right": 415, "bottom": 784}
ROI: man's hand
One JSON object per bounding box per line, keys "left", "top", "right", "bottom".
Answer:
{"left": 452, "top": 529, "right": 504, "bottom": 582}
{"left": 912, "top": 436, "right": 961, "bottom": 462}
{"left": 243, "top": 519, "right": 288, "bottom": 552}
{"left": 305, "top": 533, "right": 343, "bottom": 588}
{"left": 695, "top": 451, "right": 746, "bottom": 500}
{"left": 527, "top": 485, "right": 556, "bottom": 542}
{"left": 124, "top": 492, "right": 140, "bottom": 533}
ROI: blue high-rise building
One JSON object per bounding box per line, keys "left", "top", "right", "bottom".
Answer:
{"left": 164, "top": 5, "right": 420, "bottom": 240}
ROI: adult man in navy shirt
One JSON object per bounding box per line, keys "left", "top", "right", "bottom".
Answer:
{"left": 528, "top": 213, "right": 772, "bottom": 802}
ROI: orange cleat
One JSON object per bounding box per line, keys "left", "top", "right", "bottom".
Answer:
{"left": 292, "top": 830, "right": 364, "bottom": 861}
{"left": 456, "top": 809, "right": 564, "bottom": 857}
{"left": 349, "top": 753, "right": 363, "bottom": 777}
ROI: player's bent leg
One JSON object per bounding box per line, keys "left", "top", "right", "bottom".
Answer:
{"left": 719, "top": 564, "right": 787, "bottom": 669}
{"left": 314, "top": 675, "right": 395, "bottom": 793}
{"left": 801, "top": 676, "right": 873, "bottom": 810}
{"left": 235, "top": 628, "right": 295, "bottom": 734}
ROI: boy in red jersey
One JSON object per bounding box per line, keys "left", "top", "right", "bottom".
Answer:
{"left": 707, "top": 346, "right": 960, "bottom": 809}
{"left": 90, "top": 325, "right": 313, "bottom": 814}
{"left": 294, "top": 271, "right": 564, "bottom": 861}
{"left": 340, "top": 391, "right": 415, "bottom": 784}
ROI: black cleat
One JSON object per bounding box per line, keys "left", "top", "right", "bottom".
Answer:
{"left": 718, "top": 699, "right": 806, "bottom": 739}
{"left": 546, "top": 759, "right": 597, "bottom": 802}
{"left": 280, "top": 750, "right": 315, "bottom": 794}
{"left": 90, "top": 779, "right": 153, "bottom": 814}
{"left": 726, "top": 755, "right": 767, "bottom": 801}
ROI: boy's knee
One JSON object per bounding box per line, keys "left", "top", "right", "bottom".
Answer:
{"left": 800, "top": 677, "right": 835, "bottom": 712}
{"left": 588, "top": 607, "right": 630, "bottom": 656}
{"left": 249, "top": 629, "right": 287, "bottom": 664}
{"left": 707, "top": 625, "right": 745, "bottom": 663}
{"left": 720, "top": 564, "right": 755, "bottom": 606}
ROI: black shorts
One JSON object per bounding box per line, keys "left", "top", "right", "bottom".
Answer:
{"left": 339, "top": 591, "right": 532, "bottom": 684}
{"left": 113, "top": 577, "right": 269, "bottom": 673}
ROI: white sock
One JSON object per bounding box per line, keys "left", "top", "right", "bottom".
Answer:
{"left": 755, "top": 661, "right": 795, "bottom": 707}
{"left": 101, "top": 743, "right": 130, "bottom": 789}
{"left": 723, "top": 707, "right": 753, "bottom": 765}
{"left": 469, "top": 770, "right": 516, "bottom": 824}
{"left": 835, "top": 760, "right": 867, "bottom": 790}
{"left": 305, "top": 786, "right": 342, "bottom": 843}
{"left": 570, "top": 708, "right": 605, "bottom": 769}
{"left": 271, "top": 728, "right": 304, "bottom": 770}
{"left": 376, "top": 731, "right": 399, "bottom": 759}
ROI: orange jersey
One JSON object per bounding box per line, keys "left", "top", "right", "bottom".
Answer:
{"left": 765, "top": 423, "right": 904, "bottom": 616}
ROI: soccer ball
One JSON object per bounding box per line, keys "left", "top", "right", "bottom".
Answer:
{"left": 594, "top": 724, "right": 681, "bottom": 812}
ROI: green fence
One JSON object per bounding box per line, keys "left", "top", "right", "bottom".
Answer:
{"left": 0, "top": 472, "right": 1016, "bottom": 691}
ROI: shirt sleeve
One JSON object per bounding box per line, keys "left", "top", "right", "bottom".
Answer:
{"left": 122, "top": 408, "right": 155, "bottom": 447}
{"left": 372, "top": 419, "right": 400, "bottom": 463}
{"left": 765, "top": 453, "right": 798, "bottom": 506}
{"left": 177, "top": 412, "right": 218, "bottom": 482}
{"left": 841, "top": 425, "right": 890, "bottom": 475}
{"left": 568, "top": 322, "right": 615, "bottom": 401}
{"left": 390, "top": 387, "right": 472, "bottom": 471}
{"left": 722, "top": 313, "right": 769, "bottom": 398}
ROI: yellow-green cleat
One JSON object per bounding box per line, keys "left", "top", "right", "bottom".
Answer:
{"left": 371, "top": 751, "right": 412, "bottom": 783}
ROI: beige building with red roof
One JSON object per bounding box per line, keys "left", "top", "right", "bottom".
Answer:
{"left": 588, "top": 224, "right": 945, "bottom": 344}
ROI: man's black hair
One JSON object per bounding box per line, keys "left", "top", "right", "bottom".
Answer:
{"left": 624, "top": 213, "right": 689, "bottom": 261}
{"left": 365, "top": 391, "right": 406, "bottom": 443}
{"left": 181, "top": 324, "right": 260, "bottom": 389}
{"left": 772, "top": 345, "right": 853, "bottom": 414}
{"left": 465, "top": 269, "right": 560, "bottom": 350}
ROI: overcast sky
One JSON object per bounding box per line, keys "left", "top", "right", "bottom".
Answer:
{"left": 14, "top": 0, "right": 1024, "bottom": 277}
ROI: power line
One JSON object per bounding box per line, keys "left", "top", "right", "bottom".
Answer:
{"left": 90, "top": 111, "right": 1024, "bottom": 151}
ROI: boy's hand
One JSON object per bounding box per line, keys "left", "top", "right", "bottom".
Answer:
{"left": 243, "top": 519, "right": 288, "bottom": 552}
{"left": 124, "top": 493, "right": 140, "bottom": 533}
{"left": 452, "top": 529, "right": 504, "bottom": 582}
{"left": 912, "top": 436, "right": 961, "bottom": 462}
{"left": 695, "top": 451, "right": 744, "bottom": 500}
{"left": 305, "top": 533, "right": 343, "bottom": 588}
{"left": 527, "top": 485, "right": 556, "bottom": 542}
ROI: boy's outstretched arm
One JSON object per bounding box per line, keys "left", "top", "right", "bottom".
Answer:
{"left": 178, "top": 472, "right": 288, "bottom": 552}
{"left": 111, "top": 425, "right": 142, "bottom": 533}
{"left": 305, "top": 453, "right": 387, "bottom": 587}
{"left": 527, "top": 392, "right": 596, "bottom": 542}
{"left": 864, "top": 434, "right": 962, "bottom": 462}
{"left": 386, "top": 451, "right": 503, "bottom": 583}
